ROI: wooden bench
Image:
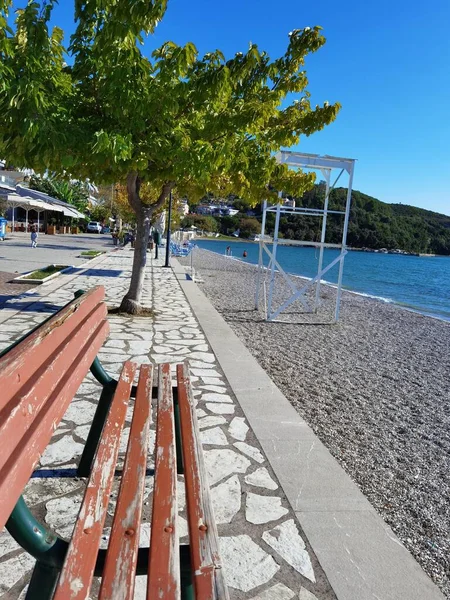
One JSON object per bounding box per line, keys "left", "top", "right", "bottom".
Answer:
{"left": 0, "top": 286, "right": 228, "bottom": 600}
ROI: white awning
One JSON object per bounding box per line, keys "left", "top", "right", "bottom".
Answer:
{"left": 15, "top": 184, "right": 86, "bottom": 219}
{"left": 7, "top": 194, "right": 64, "bottom": 213}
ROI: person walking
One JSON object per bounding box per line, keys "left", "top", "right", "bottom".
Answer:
{"left": 30, "top": 226, "right": 38, "bottom": 248}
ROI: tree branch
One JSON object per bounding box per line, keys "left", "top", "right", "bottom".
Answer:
{"left": 126, "top": 171, "right": 143, "bottom": 213}
{"left": 148, "top": 180, "right": 175, "bottom": 215}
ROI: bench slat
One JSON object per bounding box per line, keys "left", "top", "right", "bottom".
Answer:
{"left": 0, "top": 319, "right": 109, "bottom": 531}
{"left": 0, "top": 286, "right": 106, "bottom": 413}
{"left": 0, "top": 301, "right": 108, "bottom": 472}
{"left": 54, "top": 361, "right": 137, "bottom": 600}
{"left": 99, "top": 365, "right": 153, "bottom": 600}
{"left": 148, "top": 363, "right": 180, "bottom": 600}
{"left": 177, "top": 362, "right": 229, "bottom": 600}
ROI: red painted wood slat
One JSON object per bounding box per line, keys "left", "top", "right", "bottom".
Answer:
{"left": 54, "top": 361, "right": 137, "bottom": 600}
{"left": 147, "top": 363, "right": 180, "bottom": 600}
{"left": 0, "top": 301, "right": 108, "bottom": 472}
{"left": 99, "top": 364, "right": 153, "bottom": 600}
{"left": 0, "top": 286, "right": 105, "bottom": 413}
{"left": 0, "top": 320, "right": 109, "bottom": 531}
{"left": 177, "top": 362, "right": 229, "bottom": 600}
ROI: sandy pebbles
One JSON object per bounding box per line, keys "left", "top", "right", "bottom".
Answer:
{"left": 179, "top": 248, "right": 450, "bottom": 598}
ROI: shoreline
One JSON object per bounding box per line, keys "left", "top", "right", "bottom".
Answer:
{"left": 194, "top": 247, "right": 450, "bottom": 323}
{"left": 179, "top": 248, "right": 450, "bottom": 598}
{"left": 194, "top": 236, "right": 450, "bottom": 257}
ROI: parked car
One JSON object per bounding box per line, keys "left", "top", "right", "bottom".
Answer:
{"left": 87, "top": 221, "right": 102, "bottom": 233}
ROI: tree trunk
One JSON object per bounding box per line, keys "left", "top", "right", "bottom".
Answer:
{"left": 119, "top": 205, "right": 150, "bottom": 314}
{"left": 119, "top": 172, "right": 174, "bottom": 314}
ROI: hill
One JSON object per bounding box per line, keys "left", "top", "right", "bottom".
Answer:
{"left": 269, "top": 185, "right": 450, "bottom": 255}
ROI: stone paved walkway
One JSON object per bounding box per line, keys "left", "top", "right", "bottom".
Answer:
{"left": 0, "top": 250, "right": 336, "bottom": 600}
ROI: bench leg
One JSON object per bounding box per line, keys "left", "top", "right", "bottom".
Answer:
{"left": 26, "top": 562, "right": 60, "bottom": 600}
{"left": 77, "top": 382, "right": 116, "bottom": 477}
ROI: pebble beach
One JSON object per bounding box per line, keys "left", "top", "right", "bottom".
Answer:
{"left": 179, "top": 247, "right": 450, "bottom": 598}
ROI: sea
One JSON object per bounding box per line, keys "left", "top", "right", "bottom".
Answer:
{"left": 194, "top": 239, "right": 450, "bottom": 322}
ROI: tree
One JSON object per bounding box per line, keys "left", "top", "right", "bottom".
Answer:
{"left": 239, "top": 217, "right": 260, "bottom": 238}
{"left": 181, "top": 214, "right": 218, "bottom": 232}
{"left": 28, "top": 175, "right": 90, "bottom": 213}
{"left": 0, "top": 1, "right": 340, "bottom": 312}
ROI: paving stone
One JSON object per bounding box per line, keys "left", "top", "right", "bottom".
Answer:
{"left": 45, "top": 494, "right": 83, "bottom": 536}
{"left": 0, "top": 552, "right": 35, "bottom": 593}
{"left": 196, "top": 408, "right": 207, "bottom": 418}
{"left": 188, "top": 352, "right": 216, "bottom": 363}
{"left": 200, "top": 376, "right": 225, "bottom": 385}
{"left": 189, "top": 361, "right": 217, "bottom": 369}
{"left": 96, "top": 352, "right": 123, "bottom": 363}
{"left": 139, "top": 523, "right": 151, "bottom": 546}
{"left": 152, "top": 345, "right": 182, "bottom": 354}
{"left": 76, "top": 382, "right": 103, "bottom": 394}
{"left": 63, "top": 400, "right": 96, "bottom": 425}
{"left": 211, "top": 475, "right": 241, "bottom": 524}
{"left": 112, "top": 333, "right": 141, "bottom": 340}
{"left": 177, "top": 478, "right": 186, "bottom": 512}
{"left": 105, "top": 339, "right": 126, "bottom": 348}
{"left": 246, "top": 493, "right": 289, "bottom": 524}
{"left": 163, "top": 338, "right": 200, "bottom": 345}
{"left": 204, "top": 449, "right": 251, "bottom": 485}
{"left": 200, "top": 385, "right": 228, "bottom": 394}
{"left": 220, "top": 535, "right": 280, "bottom": 592}
{"left": 245, "top": 467, "right": 278, "bottom": 491}
{"left": 73, "top": 424, "right": 91, "bottom": 442}
{"left": 151, "top": 354, "right": 183, "bottom": 363}
{"left": 234, "top": 441, "right": 265, "bottom": 463}
{"left": 128, "top": 341, "right": 151, "bottom": 354}
{"left": 200, "top": 427, "right": 229, "bottom": 446}
{"left": 0, "top": 531, "right": 20, "bottom": 555}
{"left": 191, "top": 368, "right": 221, "bottom": 378}
{"left": 249, "top": 583, "right": 295, "bottom": 600}
{"left": 23, "top": 479, "right": 83, "bottom": 507}
{"left": 299, "top": 588, "right": 319, "bottom": 600}
{"left": 262, "top": 520, "right": 315, "bottom": 583}
{"left": 130, "top": 355, "right": 152, "bottom": 364}
{"left": 40, "top": 436, "right": 85, "bottom": 466}
{"left": 192, "top": 344, "right": 209, "bottom": 352}
{"left": 202, "top": 393, "right": 233, "bottom": 404}
{"left": 198, "top": 416, "right": 227, "bottom": 430}
{"left": 206, "top": 403, "right": 235, "bottom": 415}
{"left": 229, "top": 417, "right": 249, "bottom": 441}
{"left": 178, "top": 516, "right": 189, "bottom": 539}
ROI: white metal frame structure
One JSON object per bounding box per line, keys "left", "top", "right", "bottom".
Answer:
{"left": 255, "top": 151, "right": 356, "bottom": 323}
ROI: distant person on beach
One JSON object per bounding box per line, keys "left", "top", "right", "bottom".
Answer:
{"left": 243, "top": 250, "right": 247, "bottom": 258}
{"left": 30, "top": 226, "right": 38, "bottom": 248}
{"left": 226, "top": 246, "right": 231, "bottom": 256}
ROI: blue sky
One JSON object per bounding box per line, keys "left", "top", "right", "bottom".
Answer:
{"left": 10, "top": 0, "right": 450, "bottom": 214}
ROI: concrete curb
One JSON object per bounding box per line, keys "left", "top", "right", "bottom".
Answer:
{"left": 171, "top": 258, "right": 445, "bottom": 600}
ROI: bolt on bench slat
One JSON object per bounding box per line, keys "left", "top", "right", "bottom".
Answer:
{"left": 148, "top": 362, "right": 180, "bottom": 599}
{"left": 99, "top": 364, "right": 153, "bottom": 600}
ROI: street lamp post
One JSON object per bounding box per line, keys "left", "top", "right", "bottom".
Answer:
{"left": 164, "top": 190, "right": 173, "bottom": 268}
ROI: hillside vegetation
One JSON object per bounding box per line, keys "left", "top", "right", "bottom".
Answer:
{"left": 287, "top": 184, "right": 450, "bottom": 254}
{"left": 187, "top": 185, "right": 450, "bottom": 255}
